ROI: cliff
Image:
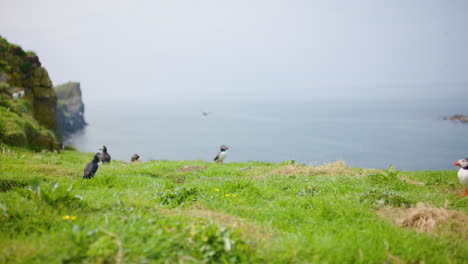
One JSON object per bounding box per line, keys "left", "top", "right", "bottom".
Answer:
{"left": 0, "top": 36, "right": 60, "bottom": 150}
{"left": 443, "top": 114, "right": 468, "bottom": 123}
{"left": 54, "top": 82, "right": 87, "bottom": 138}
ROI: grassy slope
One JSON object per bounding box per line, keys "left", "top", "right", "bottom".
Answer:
{"left": 0, "top": 36, "right": 60, "bottom": 151}
{"left": 0, "top": 102, "right": 57, "bottom": 149}
{"left": 0, "top": 145, "right": 466, "bottom": 263}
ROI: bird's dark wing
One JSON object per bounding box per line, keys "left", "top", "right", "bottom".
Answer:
{"left": 83, "top": 162, "right": 98, "bottom": 179}
{"left": 214, "top": 152, "right": 221, "bottom": 161}
{"left": 92, "top": 163, "right": 99, "bottom": 175}
{"left": 100, "top": 153, "right": 111, "bottom": 163}
{"left": 83, "top": 163, "right": 91, "bottom": 178}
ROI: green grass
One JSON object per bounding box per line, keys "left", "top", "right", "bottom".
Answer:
{"left": 0, "top": 104, "right": 59, "bottom": 151}
{"left": 0, "top": 145, "right": 466, "bottom": 263}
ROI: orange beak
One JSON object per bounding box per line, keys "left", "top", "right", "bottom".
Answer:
{"left": 454, "top": 160, "right": 460, "bottom": 166}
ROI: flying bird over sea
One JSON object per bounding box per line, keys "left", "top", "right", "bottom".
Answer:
{"left": 99, "top": 145, "right": 111, "bottom": 163}
{"left": 83, "top": 152, "right": 100, "bottom": 179}
{"left": 201, "top": 110, "right": 211, "bottom": 116}
{"left": 214, "top": 145, "right": 229, "bottom": 164}
{"left": 454, "top": 158, "right": 468, "bottom": 196}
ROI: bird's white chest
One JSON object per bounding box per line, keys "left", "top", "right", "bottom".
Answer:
{"left": 458, "top": 169, "right": 468, "bottom": 186}
{"left": 218, "top": 151, "right": 227, "bottom": 161}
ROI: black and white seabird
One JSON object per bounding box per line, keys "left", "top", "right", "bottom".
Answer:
{"left": 200, "top": 109, "right": 211, "bottom": 116}
{"left": 12, "top": 90, "right": 25, "bottom": 100}
{"left": 83, "top": 153, "right": 100, "bottom": 179}
{"left": 454, "top": 158, "right": 468, "bottom": 196}
{"left": 99, "top": 145, "right": 111, "bottom": 163}
{"left": 131, "top": 154, "right": 140, "bottom": 162}
{"left": 213, "top": 145, "right": 229, "bottom": 163}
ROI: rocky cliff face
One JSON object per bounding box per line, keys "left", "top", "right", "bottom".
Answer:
{"left": 0, "top": 36, "right": 60, "bottom": 150}
{"left": 443, "top": 114, "right": 468, "bottom": 123}
{"left": 55, "top": 82, "right": 87, "bottom": 138}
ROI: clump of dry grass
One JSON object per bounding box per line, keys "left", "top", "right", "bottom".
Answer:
{"left": 179, "top": 166, "right": 206, "bottom": 172}
{"left": 378, "top": 203, "right": 468, "bottom": 237}
{"left": 401, "top": 179, "right": 425, "bottom": 186}
{"left": 271, "top": 160, "right": 376, "bottom": 176}
{"left": 25, "top": 164, "right": 76, "bottom": 178}
{"left": 159, "top": 205, "right": 276, "bottom": 243}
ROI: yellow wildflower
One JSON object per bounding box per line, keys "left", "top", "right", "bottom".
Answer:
{"left": 213, "top": 188, "right": 220, "bottom": 192}
{"left": 232, "top": 194, "right": 237, "bottom": 197}
{"left": 70, "top": 216, "right": 77, "bottom": 220}
{"left": 62, "top": 215, "right": 70, "bottom": 220}
{"left": 225, "top": 194, "right": 231, "bottom": 197}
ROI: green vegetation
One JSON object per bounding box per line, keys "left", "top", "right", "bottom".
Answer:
{"left": 0, "top": 101, "right": 58, "bottom": 150}
{"left": 0, "top": 35, "right": 60, "bottom": 150}
{"left": 0, "top": 145, "right": 466, "bottom": 263}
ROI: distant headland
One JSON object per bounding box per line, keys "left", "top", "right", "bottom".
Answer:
{"left": 443, "top": 114, "right": 468, "bottom": 123}
{"left": 55, "top": 82, "right": 87, "bottom": 138}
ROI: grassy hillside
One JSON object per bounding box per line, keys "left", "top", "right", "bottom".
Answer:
{"left": 0, "top": 36, "right": 60, "bottom": 150}
{"left": 0, "top": 101, "right": 58, "bottom": 151}
{"left": 0, "top": 145, "right": 466, "bottom": 263}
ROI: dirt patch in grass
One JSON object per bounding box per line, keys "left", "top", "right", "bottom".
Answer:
{"left": 251, "top": 175, "right": 268, "bottom": 180}
{"left": 179, "top": 166, "right": 206, "bottom": 172}
{"left": 401, "top": 179, "right": 425, "bottom": 186}
{"left": 378, "top": 203, "right": 468, "bottom": 238}
{"left": 159, "top": 205, "right": 275, "bottom": 243}
{"left": 271, "top": 160, "right": 377, "bottom": 177}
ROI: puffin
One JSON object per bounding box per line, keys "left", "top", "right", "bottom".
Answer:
{"left": 131, "top": 154, "right": 140, "bottom": 162}
{"left": 99, "top": 145, "right": 111, "bottom": 163}
{"left": 213, "top": 145, "right": 229, "bottom": 164}
{"left": 83, "top": 153, "right": 101, "bottom": 179}
{"left": 454, "top": 158, "right": 468, "bottom": 196}
{"left": 12, "top": 90, "right": 25, "bottom": 100}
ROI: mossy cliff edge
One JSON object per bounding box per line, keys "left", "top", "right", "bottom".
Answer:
{"left": 0, "top": 36, "right": 60, "bottom": 150}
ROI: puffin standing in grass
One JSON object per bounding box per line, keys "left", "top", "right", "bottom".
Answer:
{"left": 454, "top": 158, "right": 468, "bottom": 196}
{"left": 213, "top": 145, "right": 229, "bottom": 164}
{"left": 83, "top": 153, "right": 101, "bottom": 179}
{"left": 131, "top": 154, "right": 140, "bottom": 162}
{"left": 12, "top": 90, "right": 25, "bottom": 100}
{"left": 99, "top": 145, "right": 111, "bottom": 164}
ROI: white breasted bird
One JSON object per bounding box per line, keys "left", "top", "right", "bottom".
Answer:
{"left": 12, "top": 90, "right": 25, "bottom": 100}
{"left": 214, "top": 145, "right": 229, "bottom": 164}
{"left": 454, "top": 158, "right": 468, "bottom": 196}
{"left": 131, "top": 154, "right": 141, "bottom": 162}
{"left": 99, "top": 145, "right": 111, "bottom": 164}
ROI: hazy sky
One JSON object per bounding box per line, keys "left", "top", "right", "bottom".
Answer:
{"left": 1, "top": 0, "right": 467, "bottom": 104}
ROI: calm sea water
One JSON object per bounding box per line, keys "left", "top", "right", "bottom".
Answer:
{"left": 66, "top": 99, "right": 467, "bottom": 171}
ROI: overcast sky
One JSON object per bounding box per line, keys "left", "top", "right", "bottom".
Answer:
{"left": 1, "top": 0, "right": 467, "bottom": 104}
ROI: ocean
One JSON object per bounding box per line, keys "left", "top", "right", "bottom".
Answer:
{"left": 65, "top": 99, "right": 467, "bottom": 171}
